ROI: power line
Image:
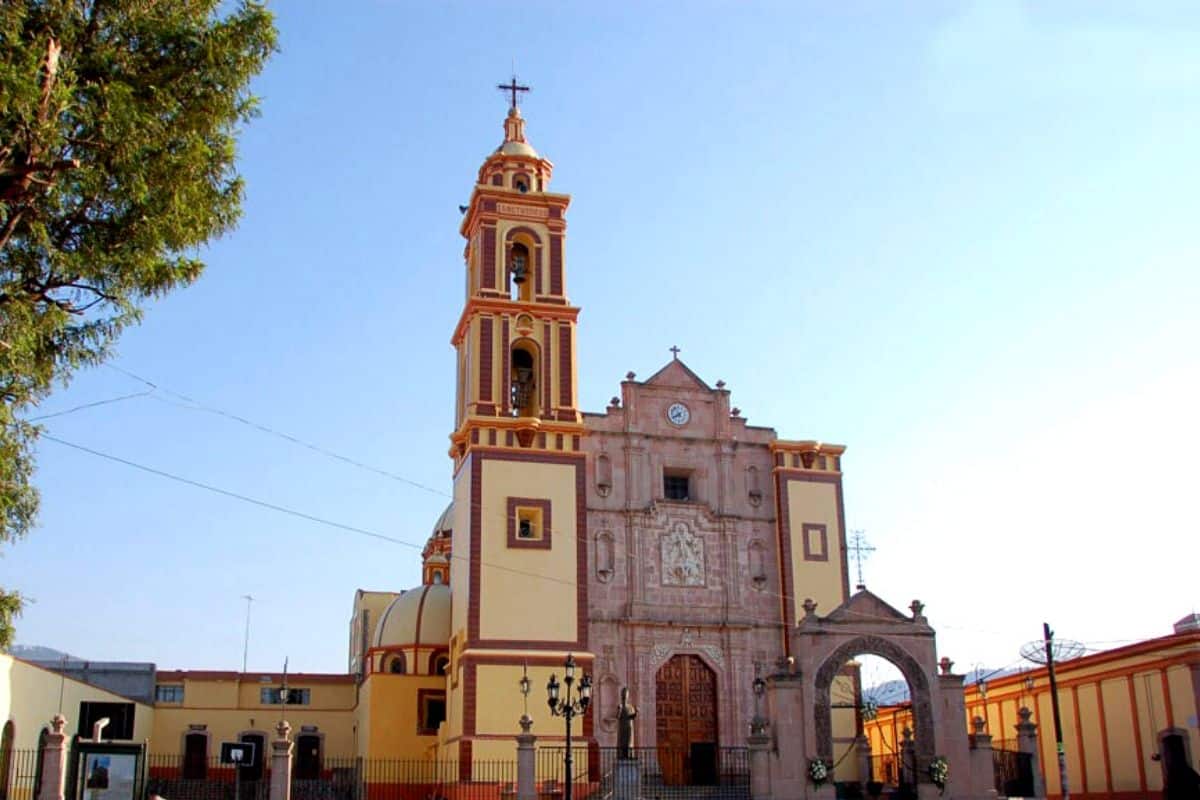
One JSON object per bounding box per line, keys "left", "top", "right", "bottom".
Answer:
{"left": 25, "top": 390, "right": 154, "bottom": 422}
{"left": 105, "top": 364, "right": 449, "bottom": 498}
{"left": 39, "top": 432, "right": 579, "bottom": 591}
{"left": 79, "top": 364, "right": 1050, "bottom": 646}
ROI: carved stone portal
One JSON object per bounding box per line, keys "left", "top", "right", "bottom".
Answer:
{"left": 661, "top": 522, "right": 705, "bottom": 586}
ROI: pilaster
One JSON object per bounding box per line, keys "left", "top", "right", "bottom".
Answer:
{"left": 36, "top": 715, "right": 68, "bottom": 800}
{"left": 269, "top": 720, "right": 293, "bottom": 800}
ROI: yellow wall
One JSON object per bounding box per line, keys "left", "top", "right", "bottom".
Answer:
{"left": 150, "top": 674, "right": 355, "bottom": 757}
{"left": 864, "top": 633, "right": 1200, "bottom": 799}
{"left": 450, "top": 461, "right": 472, "bottom": 643}
{"left": 478, "top": 459, "right": 578, "bottom": 644}
{"left": 786, "top": 478, "right": 845, "bottom": 620}
{"left": 0, "top": 656, "right": 154, "bottom": 748}
{"left": 359, "top": 674, "right": 444, "bottom": 759}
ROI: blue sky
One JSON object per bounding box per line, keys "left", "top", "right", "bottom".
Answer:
{"left": 9, "top": 1, "right": 1199, "bottom": 675}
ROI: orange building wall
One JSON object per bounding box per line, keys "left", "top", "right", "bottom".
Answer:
{"left": 864, "top": 631, "right": 1200, "bottom": 800}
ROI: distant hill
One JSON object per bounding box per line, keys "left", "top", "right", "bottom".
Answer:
{"left": 11, "top": 644, "right": 80, "bottom": 662}
{"left": 864, "top": 678, "right": 910, "bottom": 705}
{"left": 863, "top": 666, "right": 1019, "bottom": 707}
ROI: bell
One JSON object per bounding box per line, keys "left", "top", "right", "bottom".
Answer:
{"left": 511, "top": 253, "right": 527, "bottom": 284}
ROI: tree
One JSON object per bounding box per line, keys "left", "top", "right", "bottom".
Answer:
{"left": 0, "top": 0, "right": 277, "bottom": 648}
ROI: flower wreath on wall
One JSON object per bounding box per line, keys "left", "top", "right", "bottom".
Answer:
{"left": 928, "top": 756, "right": 949, "bottom": 794}
{"left": 808, "top": 758, "right": 831, "bottom": 787}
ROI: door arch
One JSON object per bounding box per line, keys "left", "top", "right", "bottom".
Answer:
{"left": 655, "top": 655, "right": 719, "bottom": 786}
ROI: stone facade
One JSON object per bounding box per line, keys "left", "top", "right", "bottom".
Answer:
{"left": 583, "top": 359, "right": 802, "bottom": 749}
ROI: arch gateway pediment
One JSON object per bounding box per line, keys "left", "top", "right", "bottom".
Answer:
{"left": 760, "top": 588, "right": 973, "bottom": 799}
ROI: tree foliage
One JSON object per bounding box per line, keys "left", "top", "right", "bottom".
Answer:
{"left": 0, "top": 0, "right": 276, "bottom": 648}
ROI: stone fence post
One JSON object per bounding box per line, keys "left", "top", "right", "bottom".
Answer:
{"left": 899, "top": 727, "right": 917, "bottom": 789}
{"left": 269, "top": 720, "right": 293, "bottom": 800}
{"left": 1015, "top": 707, "right": 1046, "bottom": 798}
{"left": 516, "top": 715, "right": 536, "bottom": 800}
{"left": 968, "top": 716, "right": 999, "bottom": 800}
{"left": 36, "top": 715, "right": 68, "bottom": 800}
{"left": 855, "top": 735, "right": 871, "bottom": 788}
{"left": 748, "top": 728, "right": 771, "bottom": 800}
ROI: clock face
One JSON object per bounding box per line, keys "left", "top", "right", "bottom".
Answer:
{"left": 666, "top": 402, "right": 690, "bottom": 426}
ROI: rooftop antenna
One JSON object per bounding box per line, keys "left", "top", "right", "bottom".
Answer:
{"left": 241, "top": 594, "right": 254, "bottom": 673}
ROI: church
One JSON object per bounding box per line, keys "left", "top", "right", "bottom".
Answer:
{"left": 7, "top": 91, "right": 1199, "bottom": 800}
{"left": 343, "top": 91, "right": 858, "bottom": 773}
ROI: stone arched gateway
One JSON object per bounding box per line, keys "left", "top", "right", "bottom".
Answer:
{"left": 812, "top": 634, "right": 934, "bottom": 767}
{"left": 760, "top": 589, "right": 972, "bottom": 800}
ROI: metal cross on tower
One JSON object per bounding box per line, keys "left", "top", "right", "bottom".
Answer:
{"left": 669, "top": 345, "right": 681, "bottom": 359}
{"left": 497, "top": 76, "right": 530, "bottom": 110}
{"left": 848, "top": 529, "right": 875, "bottom": 589}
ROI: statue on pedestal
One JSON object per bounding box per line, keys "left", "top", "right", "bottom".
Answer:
{"left": 617, "top": 686, "right": 637, "bottom": 760}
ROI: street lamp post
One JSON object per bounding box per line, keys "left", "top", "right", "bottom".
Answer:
{"left": 547, "top": 654, "right": 591, "bottom": 800}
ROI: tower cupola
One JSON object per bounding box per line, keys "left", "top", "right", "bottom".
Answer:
{"left": 451, "top": 79, "right": 580, "bottom": 461}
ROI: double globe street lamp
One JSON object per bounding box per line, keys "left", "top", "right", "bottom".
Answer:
{"left": 546, "top": 654, "right": 591, "bottom": 800}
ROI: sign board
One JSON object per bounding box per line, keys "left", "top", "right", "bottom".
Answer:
{"left": 73, "top": 743, "right": 143, "bottom": 800}
{"left": 220, "top": 741, "right": 257, "bottom": 768}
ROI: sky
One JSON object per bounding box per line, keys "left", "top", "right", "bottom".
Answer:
{"left": 8, "top": 1, "right": 1199, "bottom": 678}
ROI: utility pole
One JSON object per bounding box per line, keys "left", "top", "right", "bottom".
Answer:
{"left": 1044, "top": 622, "right": 1069, "bottom": 800}
{"left": 241, "top": 595, "right": 254, "bottom": 673}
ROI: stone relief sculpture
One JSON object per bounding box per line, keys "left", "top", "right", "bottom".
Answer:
{"left": 660, "top": 522, "right": 705, "bottom": 586}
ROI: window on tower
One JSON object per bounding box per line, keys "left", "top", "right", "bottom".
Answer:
{"left": 508, "top": 242, "right": 533, "bottom": 302}
{"left": 510, "top": 344, "right": 538, "bottom": 417}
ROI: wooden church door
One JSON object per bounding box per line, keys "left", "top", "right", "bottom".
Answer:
{"left": 655, "top": 655, "right": 718, "bottom": 785}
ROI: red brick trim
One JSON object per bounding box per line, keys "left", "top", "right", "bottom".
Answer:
{"left": 558, "top": 324, "right": 572, "bottom": 407}
{"left": 461, "top": 653, "right": 594, "bottom": 667}
{"left": 773, "top": 470, "right": 794, "bottom": 658}
{"left": 501, "top": 317, "right": 510, "bottom": 416}
{"left": 507, "top": 497, "right": 552, "bottom": 549}
{"left": 542, "top": 321, "right": 552, "bottom": 414}
{"left": 802, "top": 523, "right": 829, "bottom": 561}
{"left": 413, "top": 585, "right": 431, "bottom": 652}
{"left": 467, "top": 450, "right": 588, "bottom": 652}
{"left": 1071, "top": 685, "right": 1088, "bottom": 794}
{"left": 481, "top": 227, "right": 496, "bottom": 291}
{"left": 479, "top": 317, "right": 493, "bottom": 403}
{"left": 1126, "top": 675, "right": 1147, "bottom": 791}
{"left": 463, "top": 661, "right": 478, "bottom": 735}
{"left": 504, "top": 225, "right": 543, "bottom": 245}
{"left": 1095, "top": 679, "right": 1114, "bottom": 794}
{"left": 459, "top": 740, "right": 472, "bottom": 781}
{"left": 550, "top": 234, "right": 563, "bottom": 296}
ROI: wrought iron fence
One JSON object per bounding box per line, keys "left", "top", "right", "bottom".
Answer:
{"left": 145, "top": 754, "right": 267, "bottom": 800}
{"left": 992, "top": 748, "right": 1033, "bottom": 798}
{"left": 537, "top": 746, "right": 749, "bottom": 800}
{"left": 3, "top": 749, "right": 41, "bottom": 800}
{"left": 143, "top": 755, "right": 519, "bottom": 800}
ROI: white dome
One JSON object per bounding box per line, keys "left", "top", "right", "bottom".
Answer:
{"left": 372, "top": 583, "right": 451, "bottom": 648}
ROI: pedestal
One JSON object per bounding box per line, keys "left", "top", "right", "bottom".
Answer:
{"left": 748, "top": 733, "right": 772, "bottom": 800}
{"left": 36, "top": 715, "right": 68, "bottom": 800}
{"left": 516, "top": 726, "right": 537, "bottom": 800}
{"left": 613, "top": 759, "right": 642, "bottom": 800}
{"left": 269, "top": 720, "right": 293, "bottom": 800}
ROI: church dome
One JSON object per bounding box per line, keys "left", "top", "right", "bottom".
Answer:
{"left": 496, "top": 139, "right": 538, "bottom": 158}
{"left": 372, "top": 583, "right": 451, "bottom": 649}
{"left": 431, "top": 502, "right": 453, "bottom": 538}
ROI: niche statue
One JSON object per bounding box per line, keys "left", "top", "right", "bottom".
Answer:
{"left": 617, "top": 686, "right": 637, "bottom": 759}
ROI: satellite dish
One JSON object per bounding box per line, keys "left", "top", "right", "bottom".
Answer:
{"left": 1019, "top": 638, "right": 1086, "bottom": 664}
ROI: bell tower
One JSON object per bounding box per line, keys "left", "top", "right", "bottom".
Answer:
{"left": 443, "top": 83, "right": 591, "bottom": 771}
